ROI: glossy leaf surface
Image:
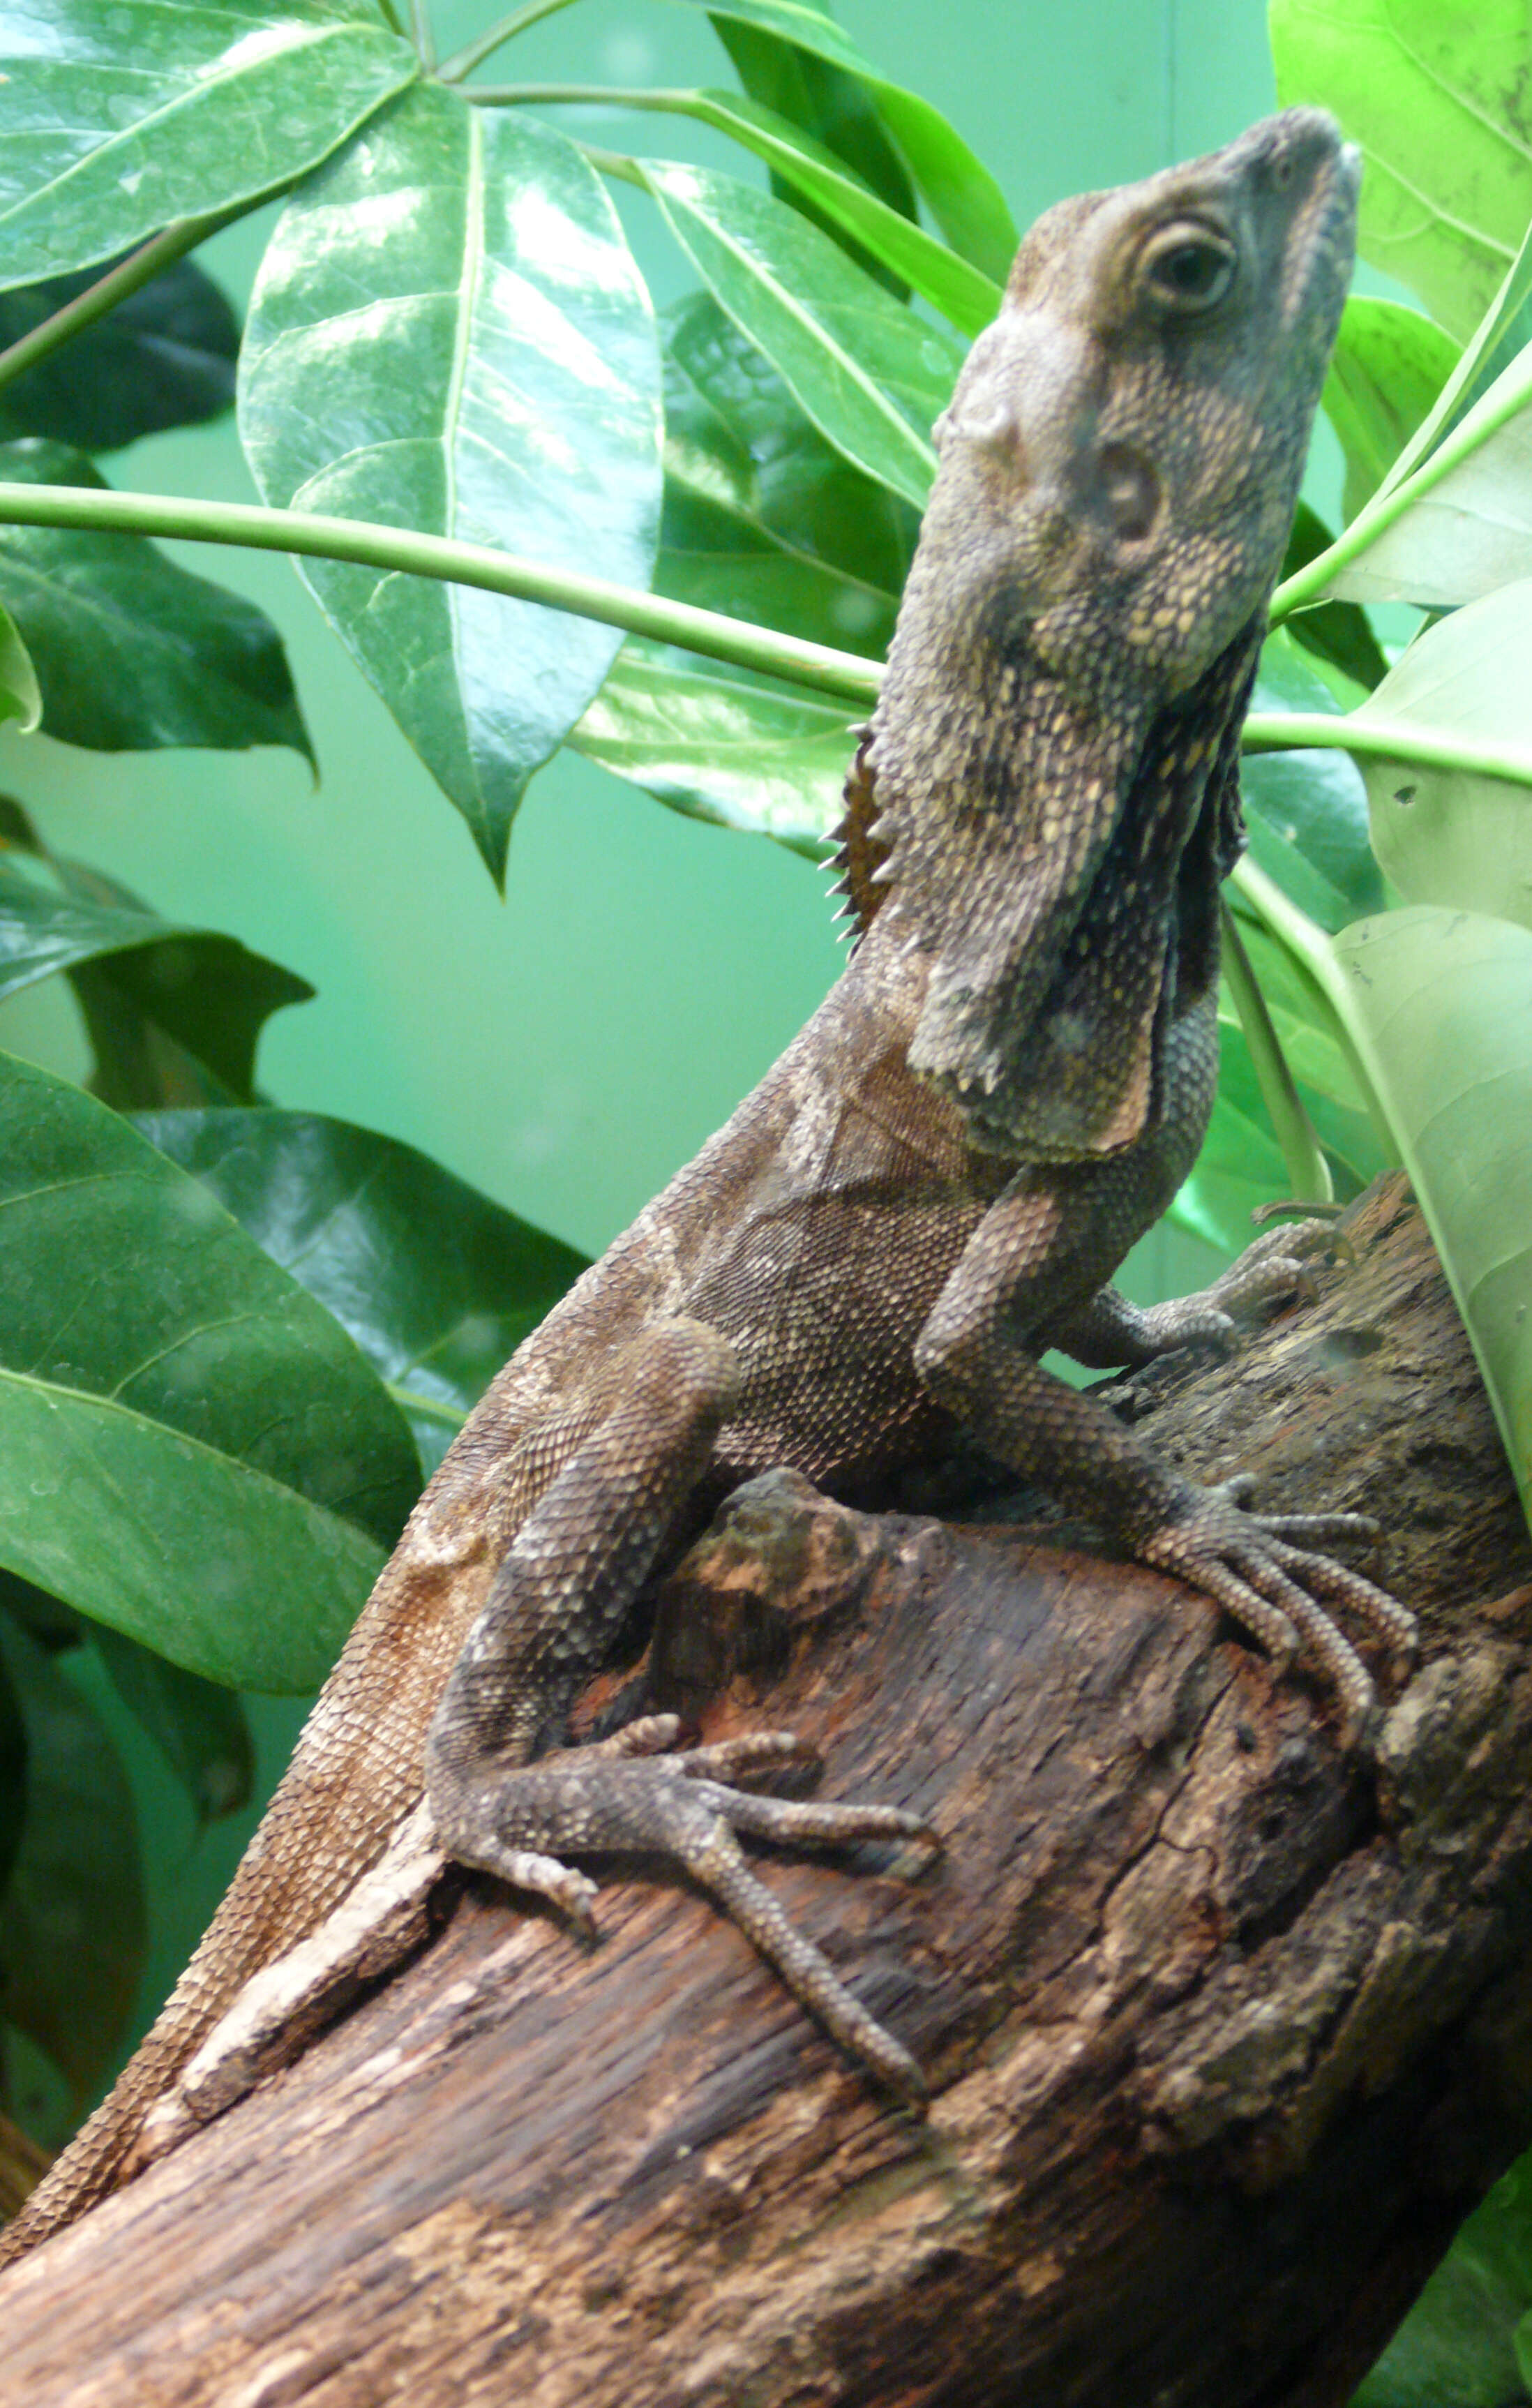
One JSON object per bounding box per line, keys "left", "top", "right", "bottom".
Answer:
{"left": 658, "top": 292, "right": 913, "bottom": 658}
{"left": 240, "top": 85, "right": 662, "bottom": 882}
{"left": 678, "top": 0, "right": 1018, "bottom": 277}
{"left": 0, "top": 255, "right": 240, "bottom": 452}
{"left": 664, "top": 89, "right": 998, "bottom": 332}
{"left": 0, "top": 0, "right": 418, "bottom": 287}
{"left": 1271, "top": 0, "right": 1532, "bottom": 339}
{"left": 93, "top": 1625, "right": 253, "bottom": 1821}
{"left": 571, "top": 636, "right": 853, "bottom": 854}
{"left": 1323, "top": 297, "right": 1459, "bottom": 520}
{"left": 0, "top": 850, "right": 313, "bottom": 1102}
{"left": 137, "top": 1109, "right": 589, "bottom": 1479}
{"left": 0, "top": 1056, "right": 413, "bottom": 1686}
{"left": 0, "top": 606, "right": 39, "bottom": 733}
{"left": 0, "top": 1621, "right": 143, "bottom": 2102}
{"left": 1360, "top": 583, "right": 1532, "bottom": 925}
{"left": 642, "top": 158, "right": 959, "bottom": 508}
{"left": 1331, "top": 907, "right": 1532, "bottom": 1515}
{"left": 0, "top": 441, "right": 311, "bottom": 758}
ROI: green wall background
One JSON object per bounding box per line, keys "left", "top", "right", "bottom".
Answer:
{"left": 0, "top": 0, "right": 1293, "bottom": 2112}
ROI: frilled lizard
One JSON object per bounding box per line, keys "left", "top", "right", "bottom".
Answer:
{"left": 0, "top": 105, "right": 1413, "bottom": 2263}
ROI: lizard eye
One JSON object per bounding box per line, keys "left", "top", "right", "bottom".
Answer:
{"left": 1141, "top": 224, "right": 1236, "bottom": 314}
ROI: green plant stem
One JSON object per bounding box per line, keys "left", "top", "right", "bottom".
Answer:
{"left": 375, "top": 0, "right": 406, "bottom": 30}
{"left": 0, "top": 481, "right": 883, "bottom": 707}
{"left": 1219, "top": 899, "right": 1332, "bottom": 1202}
{"left": 1269, "top": 334, "right": 1532, "bottom": 619}
{"left": 0, "top": 207, "right": 255, "bottom": 401}
{"left": 436, "top": 0, "right": 586, "bottom": 82}
{"left": 410, "top": 0, "right": 436, "bottom": 70}
{"left": 1242, "top": 709, "right": 1532, "bottom": 789}
{"left": 1229, "top": 855, "right": 1392, "bottom": 1158}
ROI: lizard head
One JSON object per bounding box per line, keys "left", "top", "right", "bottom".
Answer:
{"left": 857, "top": 110, "right": 1355, "bottom": 1157}
{"left": 927, "top": 103, "right": 1357, "bottom": 692}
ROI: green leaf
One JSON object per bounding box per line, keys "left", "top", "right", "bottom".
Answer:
{"left": 678, "top": 0, "right": 1017, "bottom": 278}
{"left": 660, "top": 88, "right": 999, "bottom": 333}
{"left": 0, "top": 848, "right": 313, "bottom": 1105}
{"left": 0, "top": 440, "right": 312, "bottom": 760}
{"left": 1357, "top": 583, "right": 1532, "bottom": 914}
{"left": 640, "top": 158, "right": 961, "bottom": 508}
{"left": 0, "top": 1054, "right": 419, "bottom": 1687}
{"left": 135, "top": 1107, "right": 589, "bottom": 1481}
{"left": 0, "top": 606, "right": 40, "bottom": 735}
{"left": 1277, "top": 502, "right": 1388, "bottom": 693}
{"left": 1355, "top": 2157, "right": 1532, "bottom": 2407}
{"left": 240, "top": 86, "right": 662, "bottom": 883}
{"left": 0, "top": 255, "right": 239, "bottom": 453}
{"left": 1270, "top": 0, "right": 1531, "bottom": 340}
{"left": 1172, "top": 1084, "right": 1290, "bottom": 1255}
{"left": 1330, "top": 908, "right": 1532, "bottom": 1519}
{"left": 0, "top": 1620, "right": 144, "bottom": 2103}
{"left": 1243, "top": 631, "right": 1385, "bottom": 932}
{"left": 1324, "top": 340, "right": 1532, "bottom": 608}
{"left": 659, "top": 292, "right": 913, "bottom": 657}
{"left": 570, "top": 636, "right": 855, "bottom": 853}
{"left": 0, "top": 0, "right": 419, "bottom": 289}
{"left": 709, "top": 10, "right": 917, "bottom": 287}
{"left": 1323, "top": 297, "right": 1460, "bottom": 520}
{"left": 93, "top": 1625, "right": 253, "bottom": 1821}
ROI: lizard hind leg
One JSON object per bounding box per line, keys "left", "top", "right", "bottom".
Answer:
{"left": 425, "top": 1317, "right": 935, "bottom": 2104}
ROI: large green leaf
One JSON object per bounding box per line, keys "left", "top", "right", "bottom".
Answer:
{"left": 0, "top": 255, "right": 239, "bottom": 453}
{"left": 646, "top": 89, "right": 998, "bottom": 333}
{"left": 570, "top": 636, "right": 854, "bottom": 854}
{"left": 1355, "top": 583, "right": 1532, "bottom": 910}
{"left": 1353, "top": 2158, "right": 1532, "bottom": 2407}
{"left": 1323, "top": 297, "right": 1460, "bottom": 520}
{"left": 0, "top": 0, "right": 419, "bottom": 288}
{"left": 1270, "top": 0, "right": 1532, "bottom": 341}
{"left": 0, "top": 606, "right": 39, "bottom": 735}
{"left": 709, "top": 11, "right": 917, "bottom": 287}
{"left": 239, "top": 85, "right": 662, "bottom": 883}
{"left": 1276, "top": 502, "right": 1388, "bottom": 693}
{"left": 0, "top": 848, "right": 313, "bottom": 1105}
{"left": 0, "top": 1622, "right": 144, "bottom": 2104}
{"left": 0, "top": 1055, "right": 417, "bottom": 1686}
{"left": 641, "top": 158, "right": 960, "bottom": 509}
{"left": 0, "top": 441, "right": 312, "bottom": 758}
{"left": 674, "top": 0, "right": 1018, "bottom": 278}
{"left": 136, "top": 1107, "right": 589, "bottom": 1479}
{"left": 1323, "top": 340, "right": 1532, "bottom": 608}
{"left": 1329, "top": 908, "right": 1532, "bottom": 1516}
{"left": 659, "top": 292, "right": 913, "bottom": 657}
{"left": 93, "top": 1624, "right": 253, "bottom": 1822}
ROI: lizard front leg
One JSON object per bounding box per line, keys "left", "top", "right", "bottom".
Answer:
{"left": 426, "top": 1315, "right": 933, "bottom": 2101}
{"left": 1055, "top": 1220, "right": 1338, "bottom": 1370}
{"left": 913, "top": 1173, "right": 1416, "bottom": 1743}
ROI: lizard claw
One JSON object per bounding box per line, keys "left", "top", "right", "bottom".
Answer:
{"left": 1142, "top": 1483, "right": 1418, "bottom": 1749}
{"left": 429, "top": 1730, "right": 936, "bottom": 2106}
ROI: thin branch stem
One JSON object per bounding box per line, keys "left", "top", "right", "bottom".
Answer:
{"left": 0, "top": 480, "right": 882, "bottom": 706}
{"left": 465, "top": 82, "right": 691, "bottom": 109}
{"left": 1242, "top": 709, "right": 1532, "bottom": 790}
{"left": 437, "top": 0, "right": 586, "bottom": 83}
{"left": 410, "top": 0, "right": 436, "bottom": 70}
{"left": 375, "top": 0, "right": 406, "bottom": 30}
{"left": 0, "top": 205, "right": 254, "bottom": 400}
{"left": 1219, "top": 899, "right": 1332, "bottom": 1202}
{"left": 1269, "top": 336, "right": 1532, "bottom": 620}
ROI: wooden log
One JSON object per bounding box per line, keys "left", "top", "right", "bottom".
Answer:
{"left": 1, "top": 1172, "right": 1529, "bottom": 2408}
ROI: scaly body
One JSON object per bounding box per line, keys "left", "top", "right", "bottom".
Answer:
{"left": 0, "top": 105, "right": 1413, "bottom": 2263}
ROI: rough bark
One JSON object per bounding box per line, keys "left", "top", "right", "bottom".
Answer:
{"left": 1, "top": 1172, "right": 1529, "bottom": 2408}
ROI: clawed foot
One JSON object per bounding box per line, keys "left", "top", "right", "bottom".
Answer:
{"left": 1141, "top": 1476, "right": 1416, "bottom": 1746}
{"left": 429, "top": 1715, "right": 939, "bottom": 2104}
{"left": 1141, "top": 1218, "right": 1342, "bottom": 1357}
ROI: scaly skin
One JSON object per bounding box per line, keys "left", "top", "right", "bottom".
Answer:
{"left": 0, "top": 107, "right": 1413, "bottom": 2265}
